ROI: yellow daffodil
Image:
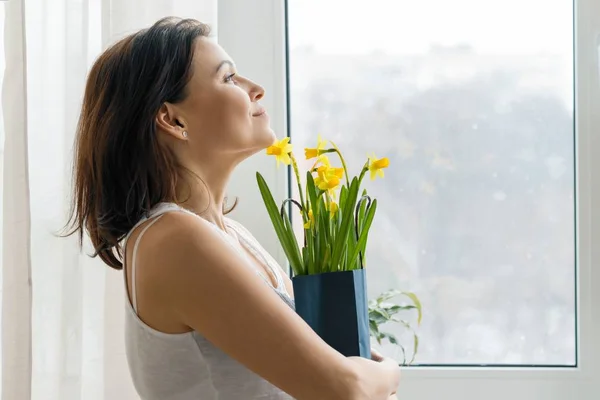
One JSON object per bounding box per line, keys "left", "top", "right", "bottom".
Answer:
{"left": 328, "top": 201, "right": 339, "bottom": 218}
{"left": 304, "top": 134, "right": 327, "bottom": 160}
{"left": 312, "top": 153, "right": 329, "bottom": 170}
{"left": 314, "top": 167, "right": 342, "bottom": 198}
{"left": 315, "top": 156, "right": 344, "bottom": 180}
{"left": 266, "top": 137, "right": 293, "bottom": 167}
{"left": 317, "top": 164, "right": 344, "bottom": 180}
{"left": 317, "top": 154, "right": 331, "bottom": 167}
{"left": 314, "top": 158, "right": 343, "bottom": 187}
{"left": 368, "top": 154, "right": 390, "bottom": 180}
{"left": 316, "top": 175, "right": 341, "bottom": 191}
{"left": 304, "top": 209, "right": 315, "bottom": 229}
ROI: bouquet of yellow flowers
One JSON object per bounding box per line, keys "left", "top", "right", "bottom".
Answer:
{"left": 256, "top": 135, "right": 390, "bottom": 358}
{"left": 257, "top": 135, "right": 389, "bottom": 275}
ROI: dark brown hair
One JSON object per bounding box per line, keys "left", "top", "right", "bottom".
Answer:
{"left": 66, "top": 17, "right": 234, "bottom": 270}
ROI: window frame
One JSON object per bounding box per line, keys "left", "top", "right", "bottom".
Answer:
{"left": 218, "top": 0, "right": 599, "bottom": 397}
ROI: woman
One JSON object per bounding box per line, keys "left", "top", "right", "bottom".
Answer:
{"left": 67, "top": 17, "right": 401, "bottom": 400}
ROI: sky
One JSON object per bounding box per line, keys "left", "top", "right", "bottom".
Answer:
{"left": 288, "top": 0, "right": 573, "bottom": 55}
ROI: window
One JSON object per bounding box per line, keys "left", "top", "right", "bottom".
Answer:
{"left": 287, "top": 0, "right": 576, "bottom": 366}
{"left": 219, "top": 0, "right": 598, "bottom": 398}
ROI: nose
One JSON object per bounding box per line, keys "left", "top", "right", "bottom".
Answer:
{"left": 249, "top": 81, "right": 265, "bottom": 102}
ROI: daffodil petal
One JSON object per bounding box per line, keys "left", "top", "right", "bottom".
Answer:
{"left": 374, "top": 157, "right": 390, "bottom": 169}
{"left": 266, "top": 146, "right": 278, "bottom": 155}
{"left": 319, "top": 155, "right": 331, "bottom": 166}
{"left": 328, "top": 177, "right": 340, "bottom": 187}
{"left": 305, "top": 148, "right": 318, "bottom": 159}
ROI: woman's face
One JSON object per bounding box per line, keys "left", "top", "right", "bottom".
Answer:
{"left": 159, "top": 37, "right": 275, "bottom": 165}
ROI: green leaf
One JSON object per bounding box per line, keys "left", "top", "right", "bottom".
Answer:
{"left": 346, "top": 224, "right": 357, "bottom": 270}
{"left": 318, "top": 213, "right": 328, "bottom": 272}
{"left": 387, "top": 305, "right": 417, "bottom": 314}
{"left": 348, "top": 199, "right": 377, "bottom": 269}
{"left": 302, "top": 246, "right": 309, "bottom": 275}
{"left": 376, "top": 289, "right": 402, "bottom": 302}
{"left": 395, "top": 319, "right": 419, "bottom": 365}
{"left": 256, "top": 172, "right": 304, "bottom": 275}
{"left": 409, "top": 333, "right": 419, "bottom": 365}
{"left": 357, "top": 189, "right": 368, "bottom": 228}
{"left": 330, "top": 178, "right": 360, "bottom": 271}
{"left": 379, "top": 331, "right": 401, "bottom": 347}
{"left": 282, "top": 199, "right": 305, "bottom": 275}
{"left": 369, "top": 320, "right": 380, "bottom": 335}
{"left": 306, "top": 172, "right": 319, "bottom": 212}
{"left": 340, "top": 185, "right": 348, "bottom": 210}
{"left": 397, "top": 319, "right": 412, "bottom": 330}
{"left": 398, "top": 343, "right": 407, "bottom": 366}
{"left": 374, "top": 290, "right": 422, "bottom": 325}
{"left": 385, "top": 333, "right": 399, "bottom": 345}
{"left": 322, "top": 246, "right": 331, "bottom": 273}
{"left": 369, "top": 309, "right": 389, "bottom": 324}
{"left": 387, "top": 304, "right": 417, "bottom": 311}
{"left": 401, "top": 292, "right": 423, "bottom": 325}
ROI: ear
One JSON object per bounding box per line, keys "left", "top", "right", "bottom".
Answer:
{"left": 155, "top": 103, "right": 187, "bottom": 141}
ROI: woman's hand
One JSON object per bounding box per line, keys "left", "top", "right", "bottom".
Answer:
{"left": 374, "top": 348, "right": 400, "bottom": 400}
{"left": 371, "top": 348, "right": 385, "bottom": 362}
{"left": 369, "top": 347, "right": 401, "bottom": 398}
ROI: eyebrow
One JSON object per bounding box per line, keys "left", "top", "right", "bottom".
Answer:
{"left": 216, "top": 60, "right": 235, "bottom": 73}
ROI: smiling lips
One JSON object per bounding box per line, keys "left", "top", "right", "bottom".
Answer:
{"left": 252, "top": 107, "right": 267, "bottom": 117}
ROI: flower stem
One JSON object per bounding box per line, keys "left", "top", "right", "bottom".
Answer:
{"left": 329, "top": 141, "right": 351, "bottom": 187}
{"left": 289, "top": 152, "right": 307, "bottom": 219}
{"left": 358, "top": 162, "right": 369, "bottom": 186}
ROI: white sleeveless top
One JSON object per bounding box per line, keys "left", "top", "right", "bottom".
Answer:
{"left": 122, "top": 203, "right": 295, "bottom": 400}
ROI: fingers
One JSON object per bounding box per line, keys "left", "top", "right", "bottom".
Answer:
{"left": 371, "top": 348, "right": 385, "bottom": 362}
{"left": 380, "top": 357, "right": 402, "bottom": 389}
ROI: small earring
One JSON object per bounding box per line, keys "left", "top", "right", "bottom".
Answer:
{"left": 182, "top": 131, "right": 188, "bottom": 138}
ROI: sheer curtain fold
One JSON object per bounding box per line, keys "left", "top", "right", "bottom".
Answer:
{"left": 0, "top": 1, "right": 218, "bottom": 399}
{"left": 1, "top": 0, "right": 32, "bottom": 399}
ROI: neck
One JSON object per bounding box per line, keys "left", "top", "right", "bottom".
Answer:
{"left": 175, "top": 160, "right": 235, "bottom": 231}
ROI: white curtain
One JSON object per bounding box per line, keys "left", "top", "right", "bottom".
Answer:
{"left": 0, "top": 1, "right": 217, "bottom": 399}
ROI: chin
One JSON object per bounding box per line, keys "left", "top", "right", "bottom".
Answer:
{"left": 236, "top": 128, "right": 276, "bottom": 159}
{"left": 256, "top": 127, "right": 277, "bottom": 149}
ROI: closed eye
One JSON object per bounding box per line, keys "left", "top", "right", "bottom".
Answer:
{"left": 224, "top": 73, "right": 237, "bottom": 84}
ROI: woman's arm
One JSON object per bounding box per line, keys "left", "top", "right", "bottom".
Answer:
{"left": 140, "top": 212, "right": 401, "bottom": 400}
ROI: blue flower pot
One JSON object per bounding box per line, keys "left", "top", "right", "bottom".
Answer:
{"left": 292, "top": 269, "right": 371, "bottom": 359}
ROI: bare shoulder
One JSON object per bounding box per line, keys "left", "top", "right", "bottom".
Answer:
{"left": 133, "top": 211, "right": 233, "bottom": 281}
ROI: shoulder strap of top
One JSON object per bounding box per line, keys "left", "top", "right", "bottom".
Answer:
{"left": 130, "top": 215, "right": 164, "bottom": 312}
{"left": 123, "top": 203, "right": 188, "bottom": 313}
